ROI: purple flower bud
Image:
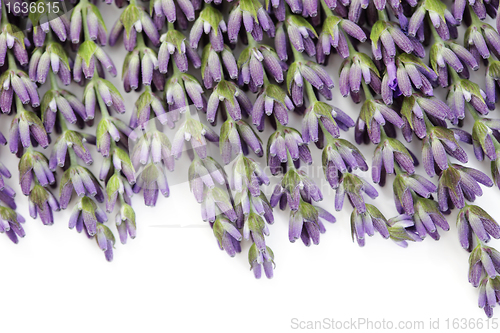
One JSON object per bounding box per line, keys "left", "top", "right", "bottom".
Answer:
{"left": 438, "top": 164, "right": 493, "bottom": 212}
{"left": 458, "top": 205, "right": 500, "bottom": 250}
{"left": 350, "top": 204, "right": 389, "bottom": 247}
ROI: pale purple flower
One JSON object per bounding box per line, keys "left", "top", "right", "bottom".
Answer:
{"left": 438, "top": 165, "right": 493, "bottom": 211}
{"left": 201, "top": 44, "right": 237, "bottom": 89}
{"left": 41, "top": 89, "right": 87, "bottom": 133}
{"left": 158, "top": 30, "right": 201, "bottom": 75}
{"left": 9, "top": 110, "right": 49, "bottom": 154}
{"left": 351, "top": 204, "right": 390, "bottom": 247}
{"left": 0, "top": 24, "right": 29, "bottom": 66}
{"left": 302, "top": 102, "right": 354, "bottom": 144}
{"left": 289, "top": 203, "right": 335, "bottom": 246}
{"left": 412, "top": 197, "right": 449, "bottom": 240}
{"left": 270, "top": 169, "right": 322, "bottom": 211}
{"left": 248, "top": 244, "right": 274, "bottom": 279}
{"left": 285, "top": 14, "right": 318, "bottom": 56}
{"left": 266, "top": 127, "right": 312, "bottom": 175}
{"left": 393, "top": 173, "right": 437, "bottom": 215}
{"left": 189, "top": 6, "right": 227, "bottom": 52}
{"left": 28, "top": 44, "right": 72, "bottom": 85}
{"left": 372, "top": 138, "right": 416, "bottom": 184}
{"left": 457, "top": 205, "right": 500, "bottom": 250}
{"left": 59, "top": 166, "right": 105, "bottom": 209}
{"left": 334, "top": 173, "right": 378, "bottom": 213}
{"left": 207, "top": 80, "right": 252, "bottom": 123}
{"left": 73, "top": 44, "right": 116, "bottom": 82}
{"left": 355, "top": 99, "right": 404, "bottom": 144}
{"left": 288, "top": 61, "right": 335, "bottom": 106}
{"left": 133, "top": 163, "right": 170, "bottom": 206}
{"left": 29, "top": 14, "right": 69, "bottom": 47}
{"left": 0, "top": 207, "right": 25, "bottom": 244}
{"left": 28, "top": 185, "right": 60, "bottom": 226}
{"left": 227, "top": 3, "right": 275, "bottom": 43}
{"left": 0, "top": 70, "right": 40, "bottom": 113}
{"left": 339, "top": 53, "right": 380, "bottom": 99}
{"left": 238, "top": 45, "right": 284, "bottom": 91}
{"left": 422, "top": 126, "right": 468, "bottom": 177}
{"left": 252, "top": 84, "right": 294, "bottom": 128}
{"left": 109, "top": 6, "right": 160, "bottom": 50}
{"left": 317, "top": 16, "right": 366, "bottom": 61}
{"left": 18, "top": 151, "right": 55, "bottom": 195}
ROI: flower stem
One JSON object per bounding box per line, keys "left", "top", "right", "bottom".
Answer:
{"left": 96, "top": 88, "right": 110, "bottom": 118}
{"left": 469, "top": 6, "right": 482, "bottom": 26}
{"left": 49, "top": 71, "right": 59, "bottom": 90}
{"left": 7, "top": 50, "right": 17, "bottom": 70}
{"left": 465, "top": 102, "right": 481, "bottom": 122}
{"left": 304, "top": 81, "right": 318, "bottom": 103}
{"left": 320, "top": 0, "right": 334, "bottom": 17}
{"left": 80, "top": 0, "right": 91, "bottom": 41}
{"left": 291, "top": 45, "right": 304, "bottom": 62}
{"left": 361, "top": 81, "right": 373, "bottom": 100}
{"left": 377, "top": 9, "right": 388, "bottom": 21}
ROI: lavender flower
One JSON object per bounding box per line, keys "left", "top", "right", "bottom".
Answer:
{"left": 201, "top": 44, "right": 237, "bottom": 89}
{"left": 207, "top": 80, "right": 252, "bottom": 123}
{"left": 302, "top": 102, "right": 354, "bottom": 144}
{"left": 73, "top": 42, "right": 117, "bottom": 82}
{"left": 189, "top": 6, "right": 227, "bottom": 52}
{"left": 9, "top": 108, "right": 49, "bottom": 154}
{"left": 465, "top": 21, "right": 500, "bottom": 61}
{"left": 393, "top": 173, "right": 437, "bottom": 215}
{"left": 266, "top": 127, "right": 312, "bottom": 175}
{"left": 408, "top": 1, "right": 456, "bottom": 41}
{"left": 29, "top": 13, "right": 69, "bottom": 47}
{"left": 351, "top": 204, "right": 390, "bottom": 247}
{"left": 59, "top": 166, "right": 105, "bottom": 209}
{"left": 478, "top": 276, "right": 500, "bottom": 318}
{"left": 109, "top": 4, "right": 160, "bottom": 51}
{"left": 230, "top": 154, "right": 270, "bottom": 197}
{"left": 49, "top": 131, "right": 94, "bottom": 170}
{"left": 429, "top": 40, "right": 478, "bottom": 88}
{"left": 220, "top": 119, "right": 263, "bottom": 164}
{"left": 289, "top": 201, "right": 335, "bottom": 246}
{"left": 130, "top": 89, "right": 171, "bottom": 129}
{"left": 287, "top": 60, "right": 335, "bottom": 105}
{"left": 371, "top": 21, "right": 413, "bottom": 60}
{"left": 29, "top": 43, "right": 72, "bottom": 85}
{"left": 339, "top": 53, "right": 380, "bottom": 99}
{"left": 355, "top": 99, "right": 404, "bottom": 144}
{"left": 158, "top": 30, "right": 201, "bottom": 74}
{"left": 0, "top": 70, "right": 40, "bottom": 113}
{"left": 395, "top": 54, "right": 437, "bottom": 97}
{"left": 83, "top": 78, "right": 126, "bottom": 118}
{"left": 372, "top": 138, "right": 416, "bottom": 183}
{"left": 322, "top": 139, "right": 367, "bottom": 186}
{"left": 212, "top": 215, "right": 242, "bottom": 257}
{"left": 317, "top": 16, "right": 366, "bottom": 61}
{"left": 122, "top": 47, "right": 160, "bottom": 90}
{"left": 28, "top": 185, "right": 60, "bottom": 226}
{"left": 334, "top": 173, "right": 378, "bottom": 212}
{"left": 41, "top": 89, "right": 87, "bottom": 133}
{"left": 422, "top": 126, "right": 468, "bottom": 177}
{"left": 133, "top": 162, "right": 170, "bottom": 206}
{"left": 171, "top": 117, "right": 219, "bottom": 160}
{"left": 248, "top": 243, "right": 275, "bottom": 278}
{"left": 438, "top": 165, "right": 493, "bottom": 211}
{"left": 457, "top": 205, "right": 500, "bottom": 250}
{"left": 70, "top": 4, "right": 107, "bottom": 46}
{"left": 68, "top": 195, "right": 108, "bottom": 237}
{"left": 201, "top": 187, "right": 237, "bottom": 222}
{"left": 227, "top": 0, "right": 275, "bottom": 43}
{"left": 252, "top": 84, "right": 294, "bottom": 128}
{"left": 95, "top": 222, "right": 115, "bottom": 262}
{"left": 400, "top": 95, "right": 452, "bottom": 142}
{"left": 0, "top": 206, "right": 25, "bottom": 244}
{"left": 115, "top": 203, "right": 137, "bottom": 244}
{"left": 0, "top": 24, "right": 29, "bottom": 66}
{"left": 447, "top": 79, "right": 489, "bottom": 123}
{"left": 96, "top": 117, "right": 136, "bottom": 157}
{"left": 387, "top": 214, "right": 422, "bottom": 248}
{"left": 270, "top": 168, "right": 322, "bottom": 211}
{"left": 285, "top": 14, "right": 317, "bottom": 56}
{"left": 18, "top": 150, "right": 55, "bottom": 195}
{"left": 472, "top": 119, "right": 500, "bottom": 161}
{"left": 238, "top": 45, "right": 284, "bottom": 91}
{"left": 469, "top": 245, "right": 500, "bottom": 288}
{"left": 412, "top": 197, "right": 449, "bottom": 240}
{"left": 149, "top": 0, "right": 196, "bottom": 28}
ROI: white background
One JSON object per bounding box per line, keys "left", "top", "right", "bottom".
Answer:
{"left": 0, "top": 3, "right": 499, "bottom": 333}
